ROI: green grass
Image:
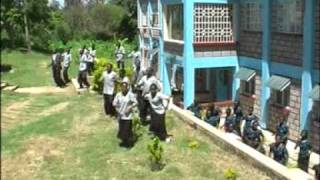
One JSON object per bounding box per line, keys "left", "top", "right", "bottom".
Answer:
{"left": 2, "top": 92, "right": 272, "bottom": 180}
{"left": 1, "top": 50, "right": 272, "bottom": 179}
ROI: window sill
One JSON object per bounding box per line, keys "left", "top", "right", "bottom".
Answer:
{"left": 270, "top": 102, "right": 287, "bottom": 109}
{"left": 240, "top": 92, "right": 256, "bottom": 99}
{"left": 193, "top": 41, "right": 237, "bottom": 48}
{"left": 164, "top": 39, "right": 184, "bottom": 45}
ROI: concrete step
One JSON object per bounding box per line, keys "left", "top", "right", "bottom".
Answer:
{"left": 1, "top": 82, "right": 8, "bottom": 89}
{"left": 3, "top": 85, "right": 19, "bottom": 91}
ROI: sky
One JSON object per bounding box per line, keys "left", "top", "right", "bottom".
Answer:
{"left": 49, "top": 0, "right": 64, "bottom": 7}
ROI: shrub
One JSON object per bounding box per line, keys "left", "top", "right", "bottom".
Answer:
{"left": 188, "top": 140, "right": 199, "bottom": 149}
{"left": 132, "top": 115, "right": 143, "bottom": 140}
{"left": 224, "top": 168, "right": 238, "bottom": 180}
{"left": 147, "top": 137, "right": 164, "bottom": 171}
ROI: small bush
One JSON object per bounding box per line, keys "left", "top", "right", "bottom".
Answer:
{"left": 147, "top": 137, "right": 164, "bottom": 171}
{"left": 224, "top": 168, "right": 238, "bottom": 180}
{"left": 132, "top": 115, "right": 143, "bottom": 140}
{"left": 188, "top": 140, "right": 199, "bottom": 149}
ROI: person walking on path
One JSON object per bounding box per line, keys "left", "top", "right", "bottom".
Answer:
{"left": 53, "top": 49, "right": 65, "bottom": 88}
{"left": 62, "top": 48, "right": 72, "bottom": 83}
{"left": 295, "top": 130, "right": 312, "bottom": 172}
{"left": 128, "top": 47, "right": 141, "bottom": 83}
{"left": 145, "top": 84, "right": 171, "bottom": 141}
{"left": 113, "top": 82, "right": 137, "bottom": 148}
{"left": 100, "top": 63, "right": 118, "bottom": 116}
{"left": 269, "top": 134, "right": 289, "bottom": 165}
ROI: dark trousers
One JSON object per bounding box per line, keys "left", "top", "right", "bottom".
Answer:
{"left": 87, "top": 62, "right": 94, "bottom": 75}
{"left": 63, "top": 66, "right": 70, "bottom": 83}
{"left": 298, "top": 155, "right": 310, "bottom": 172}
{"left": 78, "top": 70, "right": 90, "bottom": 88}
{"left": 150, "top": 110, "right": 168, "bottom": 141}
{"left": 104, "top": 94, "right": 115, "bottom": 116}
{"left": 133, "top": 66, "right": 140, "bottom": 83}
{"left": 53, "top": 65, "right": 65, "bottom": 87}
{"left": 117, "top": 61, "right": 125, "bottom": 69}
{"left": 117, "top": 120, "right": 133, "bottom": 147}
{"left": 139, "top": 99, "right": 150, "bottom": 125}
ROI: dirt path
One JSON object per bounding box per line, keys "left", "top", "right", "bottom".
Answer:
{"left": 14, "top": 85, "right": 75, "bottom": 95}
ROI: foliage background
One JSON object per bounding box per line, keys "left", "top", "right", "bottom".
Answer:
{"left": 1, "top": 0, "right": 138, "bottom": 52}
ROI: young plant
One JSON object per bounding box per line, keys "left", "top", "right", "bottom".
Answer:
{"left": 188, "top": 140, "right": 199, "bottom": 149}
{"left": 147, "top": 137, "right": 164, "bottom": 171}
{"left": 224, "top": 168, "right": 238, "bottom": 180}
{"left": 132, "top": 115, "right": 143, "bottom": 140}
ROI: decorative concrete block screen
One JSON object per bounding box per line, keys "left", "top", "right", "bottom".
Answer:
{"left": 240, "top": 2, "right": 262, "bottom": 31}
{"left": 194, "top": 3, "right": 234, "bottom": 43}
{"left": 272, "top": 0, "right": 304, "bottom": 34}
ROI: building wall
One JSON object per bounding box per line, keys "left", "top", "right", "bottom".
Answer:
{"left": 268, "top": 80, "right": 301, "bottom": 141}
{"left": 238, "top": 73, "right": 262, "bottom": 119}
{"left": 311, "top": 101, "right": 320, "bottom": 153}
{"left": 164, "top": 41, "right": 184, "bottom": 57}
{"left": 270, "top": 33, "right": 303, "bottom": 67}
{"left": 238, "top": 31, "right": 262, "bottom": 59}
{"left": 314, "top": 2, "right": 320, "bottom": 70}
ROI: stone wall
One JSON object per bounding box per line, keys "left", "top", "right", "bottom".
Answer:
{"left": 314, "top": 1, "right": 320, "bottom": 69}
{"left": 238, "top": 31, "right": 262, "bottom": 59}
{"left": 164, "top": 41, "right": 183, "bottom": 57}
{"left": 268, "top": 80, "right": 301, "bottom": 141}
{"left": 270, "top": 33, "right": 303, "bottom": 67}
{"left": 311, "top": 101, "right": 320, "bottom": 153}
{"left": 239, "top": 73, "right": 261, "bottom": 120}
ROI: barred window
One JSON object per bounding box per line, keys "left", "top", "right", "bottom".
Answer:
{"left": 140, "top": 0, "right": 148, "bottom": 27}
{"left": 272, "top": 0, "right": 304, "bottom": 34}
{"left": 151, "top": 0, "right": 159, "bottom": 27}
{"left": 240, "top": 2, "right": 262, "bottom": 31}
{"left": 194, "top": 4, "right": 234, "bottom": 43}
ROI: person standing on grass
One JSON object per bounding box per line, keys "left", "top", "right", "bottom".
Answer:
{"left": 113, "top": 81, "right": 137, "bottom": 148}
{"left": 233, "top": 101, "right": 243, "bottom": 136}
{"left": 100, "top": 63, "right": 118, "bottom": 116}
{"left": 51, "top": 49, "right": 58, "bottom": 86}
{"left": 62, "top": 48, "right": 72, "bottom": 83}
{"left": 86, "top": 44, "right": 95, "bottom": 76}
{"left": 295, "top": 130, "right": 312, "bottom": 173}
{"left": 53, "top": 49, "right": 65, "bottom": 88}
{"left": 137, "top": 68, "right": 161, "bottom": 125}
{"left": 145, "top": 84, "right": 171, "bottom": 142}
{"left": 78, "top": 49, "right": 90, "bottom": 89}
{"left": 128, "top": 47, "right": 141, "bottom": 83}
{"left": 115, "top": 42, "right": 126, "bottom": 69}
{"left": 269, "top": 134, "right": 289, "bottom": 165}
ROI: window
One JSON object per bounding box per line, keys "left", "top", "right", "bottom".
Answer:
{"left": 275, "top": 88, "right": 290, "bottom": 106}
{"left": 194, "top": 4, "right": 234, "bottom": 43}
{"left": 240, "top": 2, "right": 262, "bottom": 31}
{"left": 272, "top": 0, "right": 304, "bottom": 34}
{"left": 140, "top": 0, "right": 148, "bottom": 27}
{"left": 242, "top": 79, "right": 255, "bottom": 95}
{"left": 166, "top": 4, "right": 184, "bottom": 40}
{"left": 151, "top": 0, "right": 159, "bottom": 27}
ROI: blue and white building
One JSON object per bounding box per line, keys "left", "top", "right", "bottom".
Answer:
{"left": 137, "top": 0, "right": 320, "bottom": 152}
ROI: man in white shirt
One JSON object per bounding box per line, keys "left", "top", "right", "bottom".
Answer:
{"left": 113, "top": 81, "right": 137, "bottom": 148}
{"left": 137, "top": 68, "right": 162, "bottom": 125}
{"left": 62, "top": 48, "right": 72, "bottom": 83}
{"left": 77, "top": 50, "right": 90, "bottom": 89}
{"left": 115, "top": 42, "right": 125, "bottom": 69}
{"left": 86, "top": 44, "right": 96, "bottom": 75}
{"left": 128, "top": 48, "right": 141, "bottom": 83}
{"left": 100, "top": 63, "right": 118, "bottom": 116}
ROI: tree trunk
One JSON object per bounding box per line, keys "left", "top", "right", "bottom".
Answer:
{"left": 23, "top": 1, "right": 31, "bottom": 53}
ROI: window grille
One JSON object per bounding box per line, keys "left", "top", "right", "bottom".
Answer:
{"left": 272, "top": 0, "right": 304, "bottom": 34}
{"left": 240, "top": 2, "right": 262, "bottom": 31}
{"left": 140, "top": 0, "right": 148, "bottom": 26}
{"left": 194, "top": 4, "right": 234, "bottom": 43}
{"left": 151, "top": 0, "right": 159, "bottom": 27}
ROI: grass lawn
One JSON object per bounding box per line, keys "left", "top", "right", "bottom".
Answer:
{"left": 1, "top": 90, "right": 272, "bottom": 180}
{"left": 1, "top": 51, "right": 273, "bottom": 179}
